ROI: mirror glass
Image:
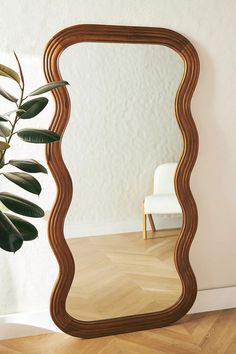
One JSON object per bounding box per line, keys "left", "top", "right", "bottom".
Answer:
{"left": 60, "top": 43, "right": 184, "bottom": 320}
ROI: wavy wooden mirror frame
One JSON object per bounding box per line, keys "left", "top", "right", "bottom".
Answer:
{"left": 43, "top": 24, "right": 199, "bottom": 338}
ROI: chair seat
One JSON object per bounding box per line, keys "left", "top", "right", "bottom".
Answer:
{"left": 144, "top": 194, "right": 182, "bottom": 214}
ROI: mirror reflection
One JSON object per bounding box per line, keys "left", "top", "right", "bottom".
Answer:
{"left": 60, "top": 43, "right": 184, "bottom": 320}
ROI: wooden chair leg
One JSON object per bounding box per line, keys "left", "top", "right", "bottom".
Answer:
{"left": 142, "top": 201, "right": 147, "bottom": 240}
{"left": 148, "top": 214, "right": 156, "bottom": 232}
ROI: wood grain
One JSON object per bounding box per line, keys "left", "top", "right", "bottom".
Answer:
{"left": 66, "top": 231, "right": 182, "bottom": 320}
{"left": 1, "top": 309, "right": 236, "bottom": 353}
{"left": 43, "top": 24, "right": 200, "bottom": 338}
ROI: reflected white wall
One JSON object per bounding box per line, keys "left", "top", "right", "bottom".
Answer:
{"left": 61, "top": 43, "right": 183, "bottom": 237}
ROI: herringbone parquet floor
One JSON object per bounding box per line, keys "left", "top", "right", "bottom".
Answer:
{"left": 0, "top": 308, "right": 235, "bottom": 353}
{"left": 66, "top": 229, "right": 182, "bottom": 319}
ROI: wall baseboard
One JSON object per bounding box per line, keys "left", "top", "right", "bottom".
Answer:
{"left": 0, "top": 286, "right": 235, "bottom": 340}
{"left": 65, "top": 215, "right": 182, "bottom": 238}
{"left": 0, "top": 311, "right": 61, "bottom": 340}
{"left": 188, "top": 286, "right": 236, "bottom": 314}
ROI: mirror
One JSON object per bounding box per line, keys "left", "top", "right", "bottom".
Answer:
{"left": 44, "top": 24, "right": 199, "bottom": 338}
{"left": 60, "top": 43, "right": 183, "bottom": 320}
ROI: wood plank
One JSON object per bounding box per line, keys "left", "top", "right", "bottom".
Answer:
{"left": 66, "top": 230, "right": 182, "bottom": 320}
{"left": 1, "top": 309, "right": 236, "bottom": 353}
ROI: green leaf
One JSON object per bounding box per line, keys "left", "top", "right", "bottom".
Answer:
{"left": 0, "top": 201, "right": 8, "bottom": 211}
{"left": 0, "top": 64, "right": 21, "bottom": 84}
{"left": 28, "top": 80, "right": 69, "bottom": 96}
{"left": 0, "top": 192, "right": 44, "bottom": 218}
{"left": 0, "top": 153, "right": 5, "bottom": 169}
{"left": 0, "top": 87, "right": 18, "bottom": 102}
{"left": 0, "top": 141, "right": 10, "bottom": 151}
{"left": 19, "top": 97, "right": 48, "bottom": 119}
{"left": 4, "top": 109, "right": 25, "bottom": 117}
{"left": 13, "top": 52, "right": 24, "bottom": 87}
{"left": 3, "top": 172, "right": 42, "bottom": 195}
{"left": 0, "top": 210, "right": 23, "bottom": 252}
{"left": 0, "top": 115, "right": 9, "bottom": 122}
{"left": 17, "top": 129, "right": 60, "bottom": 144}
{"left": 4, "top": 213, "right": 38, "bottom": 241}
{"left": 9, "top": 159, "right": 47, "bottom": 174}
{"left": 0, "top": 123, "right": 11, "bottom": 137}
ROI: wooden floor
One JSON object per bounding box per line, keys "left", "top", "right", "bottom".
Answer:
{"left": 1, "top": 308, "right": 236, "bottom": 353}
{"left": 66, "top": 229, "right": 182, "bottom": 320}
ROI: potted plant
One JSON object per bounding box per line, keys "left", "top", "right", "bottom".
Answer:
{"left": 0, "top": 52, "right": 68, "bottom": 253}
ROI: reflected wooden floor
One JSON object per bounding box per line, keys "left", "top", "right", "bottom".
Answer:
{"left": 66, "top": 229, "right": 182, "bottom": 320}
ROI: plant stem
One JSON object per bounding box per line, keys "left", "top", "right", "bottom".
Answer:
{"left": 2, "top": 162, "right": 9, "bottom": 167}
{"left": 0, "top": 113, "right": 19, "bottom": 165}
{"left": 0, "top": 54, "right": 25, "bottom": 165}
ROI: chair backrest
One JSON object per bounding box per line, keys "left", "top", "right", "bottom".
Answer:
{"left": 153, "top": 163, "right": 178, "bottom": 195}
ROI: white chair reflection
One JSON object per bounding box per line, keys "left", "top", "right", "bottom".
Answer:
{"left": 142, "top": 163, "right": 182, "bottom": 240}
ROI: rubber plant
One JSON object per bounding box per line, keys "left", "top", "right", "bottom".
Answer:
{"left": 0, "top": 52, "right": 68, "bottom": 253}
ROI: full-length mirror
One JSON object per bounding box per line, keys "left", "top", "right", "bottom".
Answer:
{"left": 44, "top": 25, "right": 199, "bottom": 338}
{"left": 60, "top": 43, "right": 183, "bottom": 320}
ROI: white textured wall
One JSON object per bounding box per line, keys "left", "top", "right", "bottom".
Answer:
{"left": 0, "top": 0, "right": 235, "bottom": 315}
{"left": 61, "top": 43, "right": 183, "bottom": 237}
{"left": 0, "top": 53, "right": 57, "bottom": 314}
